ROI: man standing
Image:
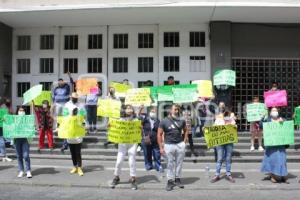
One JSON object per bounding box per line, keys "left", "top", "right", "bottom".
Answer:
{"left": 157, "top": 104, "right": 188, "bottom": 191}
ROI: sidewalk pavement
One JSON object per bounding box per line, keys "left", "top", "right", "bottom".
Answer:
{"left": 1, "top": 159, "right": 300, "bottom": 190}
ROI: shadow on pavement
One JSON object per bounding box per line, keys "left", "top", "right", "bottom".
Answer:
{"left": 31, "top": 167, "right": 60, "bottom": 176}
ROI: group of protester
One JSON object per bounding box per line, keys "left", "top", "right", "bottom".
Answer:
{"left": 0, "top": 75, "right": 293, "bottom": 191}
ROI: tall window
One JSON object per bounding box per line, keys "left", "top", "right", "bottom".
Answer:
{"left": 17, "top": 82, "right": 30, "bottom": 97}
{"left": 64, "top": 58, "right": 78, "bottom": 73}
{"left": 40, "top": 58, "right": 54, "bottom": 73}
{"left": 40, "top": 82, "right": 53, "bottom": 90}
{"left": 88, "top": 34, "right": 102, "bottom": 49}
{"left": 64, "top": 35, "right": 78, "bottom": 50}
{"left": 138, "top": 57, "right": 153, "bottom": 73}
{"left": 138, "top": 33, "right": 154, "bottom": 48}
{"left": 113, "top": 57, "right": 128, "bottom": 73}
{"left": 17, "top": 36, "right": 31, "bottom": 50}
{"left": 113, "top": 34, "right": 128, "bottom": 49}
{"left": 189, "top": 56, "right": 206, "bottom": 72}
{"left": 88, "top": 58, "right": 102, "bottom": 73}
{"left": 164, "top": 32, "right": 179, "bottom": 47}
{"left": 164, "top": 56, "right": 180, "bottom": 72}
{"left": 190, "top": 32, "right": 205, "bottom": 47}
{"left": 40, "top": 35, "right": 54, "bottom": 50}
{"left": 17, "top": 59, "right": 30, "bottom": 74}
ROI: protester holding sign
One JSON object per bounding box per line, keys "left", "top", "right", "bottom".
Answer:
{"left": 248, "top": 97, "right": 265, "bottom": 152}
{"left": 260, "top": 107, "right": 289, "bottom": 184}
{"left": 0, "top": 99, "right": 13, "bottom": 162}
{"left": 110, "top": 105, "right": 141, "bottom": 190}
{"left": 210, "top": 108, "right": 237, "bottom": 184}
{"left": 157, "top": 104, "right": 188, "bottom": 191}
{"left": 85, "top": 83, "right": 101, "bottom": 133}
{"left": 32, "top": 100, "right": 54, "bottom": 152}
{"left": 14, "top": 107, "right": 32, "bottom": 178}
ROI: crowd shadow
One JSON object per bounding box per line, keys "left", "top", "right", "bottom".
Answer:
{"left": 31, "top": 167, "right": 60, "bottom": 176}
{"left": 0, "top": 165, "right": 14, "bottom": 171}
{"left": 83, "top": 165, "right": 104, "bottom": 173}
{"left": 137, "top": 175, "right": 160, "bottom": 184}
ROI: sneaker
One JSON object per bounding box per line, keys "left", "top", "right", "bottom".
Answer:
{"left": 250, "top": 146, "right": 255, "bottom": 152}
{"left": 77, "top": 167, "right": 84, "bottom": 176}
{"left": 70, "top": 167, "right": 78, "bottom": 174}
{"left": 258, "top": 146, "right": 264, "bottom": 151}
{"left": 17, "top": 171, "right": 24, "bottom": 178}
{"left": 166, "top": 180, "right": 176, "bottom": 191}
{"left": 131, "top": 179, "right": 138, "bottom": 190}
{"left": 210, "top": 176, "right": 220, "bottom": 183}
{"left": 175, "top": 178, "right": 184, "bottom": 189}
{"left": 137, "top": 146, "right": 142, "bottom": 152}
{"left": 110, "top": 177, "right": 120, "bottom": 189}
{"left": 158, "top": 166, "right": 164, "bottom": 173}
{"left": 226, "top": 175, "right": 235, "bottom": 183}
{"left": 3, "top": 157, "right": 12, "bottom": 162}
{"left": 26, "top": 171, "right": 32, "bottom": 178}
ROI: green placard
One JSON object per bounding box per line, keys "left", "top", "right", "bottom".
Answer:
{"left": 172, "top": 87, "right": 198, "bottom": 103}
{"left": 23, "top": 84, "right": 43, "bottom": 105}
{"left": 294, "top": 107, "right": 300, "bottom": 125}
{"left": 3, "top": 115, "right": 36, "bottom": 138}
{"left": 157, "top": 86, "right": 173, "bottom": 102}
{"left": 0, "top": 108, "right": 8, "bottom": 127}
{"left": 34, "top": 91, "right": 52, "bottom": 106}
{"left": 213, "top": 69, "right": 236, "bottom": 86}
{"left": 246, "top": 103, "right": 267, "bottom": 122}
{"left": 263, "top": 120, "right": 295, "bottom": 146}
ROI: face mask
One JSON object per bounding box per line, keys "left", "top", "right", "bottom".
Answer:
{"left": 149, "top": 112, "right": 156, "bottom": 119}
{"left": 270, "top": 111, "right": 279, "bottom": 118}
{"left": 71, "top": 98, "right": 78, "bottom": 104}
{"left": 18, "top": 111, "right": 25, "bottom": 116}
{"left": 42, "top": 104, "right": 48, "bottom": 109}
{"left": 224, "top": 117, "right": 231, "bottom": 121}
{"left": 5, "top": 102, "right": 11, "bottom": 107}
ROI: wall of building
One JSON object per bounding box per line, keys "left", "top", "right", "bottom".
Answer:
{"left": 11, "top": 23, "right": 210, "bottom": 107}
{"left": 0, "top": 22, "right": 12, "bottom": 99}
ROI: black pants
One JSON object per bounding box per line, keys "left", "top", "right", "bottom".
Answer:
{"left": 188, "top": 134, "right": 194, "bottom": 152}
{"left": 69, "top": 143, "right": 82, "bottom": 167}
{"left": 86, "top": 105, "right": 97, "bottom": 129}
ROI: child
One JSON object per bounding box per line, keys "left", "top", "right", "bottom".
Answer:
{"left": 32, "top": 100, "right": 54, "bottom": 152}
{"left": 14, "top": 107, "right": 32, "bottom": 178}
{"left": 250, "top": 97, "right": 264, "bottom": 152}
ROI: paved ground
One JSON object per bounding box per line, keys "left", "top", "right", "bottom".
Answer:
{"left": 1, "top": 159, "right": 300, "bottom": 199}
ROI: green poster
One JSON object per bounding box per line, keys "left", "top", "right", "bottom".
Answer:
{"left": 3, "top": 115, "right": 36, "bottom": 138}
{"left": 294, "top": 107, "right": 300, "bottom": 125}
{"left": 34, "top": 91, "right": 52, "bottom": 106}
{"left": 172, "top": 87, "right": 198, "bottom": 103}
{"left": 173, "top": 84, "right": 197, "bottom": 90}
{"left": 23, "top": 84, "right": 43, "bottom": 105}
{"left": 263, "top": 120, "right": 295, "bottom": 146}
{"left": 149, "top": 86, "right": 159, "bottom": 101}
{"left": 213, "top": 69, "right": 236, "bottom": 86}
{"left": 157, "top": 86, "right": 173, "bottom": 102}
{"left": 0, "top": 108, "right": 8, "bottom": 127}
{"left": 246, "top": 103, "right": 267, "bottom": 122}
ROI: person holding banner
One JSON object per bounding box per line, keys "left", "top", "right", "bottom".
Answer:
{"left": 110, "top": 104, "right": 140, "bottom": 190}
{"left": 249, "top": 96, "right": 264, "bottom": 152}
{"left": 211, "top": 109, "right": 236, "bottom": 183}
{"left": 85, "top": 83, "right": 101, "bottom": 133}
{"left": 14, "top": 107, "right": 32, "bottom": 178}
{"left": 32, "top": 100, "right": 54, "bottom": 152}
{"left": 260, "top": 107, "right": 289, "bottom": 184}
{"left": 157, "top": 104, "right": 188, "bottom": 191}
{"left": 0, "top": 98, "right": 13, "bottom": 162}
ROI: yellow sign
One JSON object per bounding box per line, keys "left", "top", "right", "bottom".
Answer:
{"left": 203, "top": 124, "right": 238, "bottom": 148}
{"left": 34, "top": 91, "right": 52, "bottom": 106}
{"left": 97, "top": 99, "right": 121, "bottom": 118}
{"left": 57, "top": 116, "right": 86, "bottom": 139}
{"left": 108, "top": 118, "right": 142, "bottom": 144}
{"left": 125, "top": 88, "right": 152, "bottom": 106}
{"left": 192, "top": 80, "right": 213, "bottom": 98}
{"left": 76, "top": 78, "right": 98, "bottom": 96}
{"left": 110, "top": 82, "right": 132, "bottom": 97}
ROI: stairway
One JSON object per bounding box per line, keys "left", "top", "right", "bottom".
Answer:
{"left": 6, "top": 131, "right": 300, "bottom": 163}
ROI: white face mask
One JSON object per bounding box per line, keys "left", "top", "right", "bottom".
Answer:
{"left": 270, "top": 111, "right": 279, "bottom": 118}
{"left": 149, "top": 112, "right": 156, "bottom": 119}
{"left": 42, "top": 104, "right": 48, "bottom": 109}
{"left": 18, "top": 111, "right": 25, "bottom": 116}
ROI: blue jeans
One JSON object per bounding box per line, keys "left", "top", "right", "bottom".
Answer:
{"left": 15, "top": 138, "right": 31, "bottom": 172}
{"left": 0, "top": 136, "right": 6, "bottom": 157}
{"left": 141, "top": 141, "right": 161, "bottom": 171}
{"left": 215, "top": 144, "right": 233, "bottom": 176}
